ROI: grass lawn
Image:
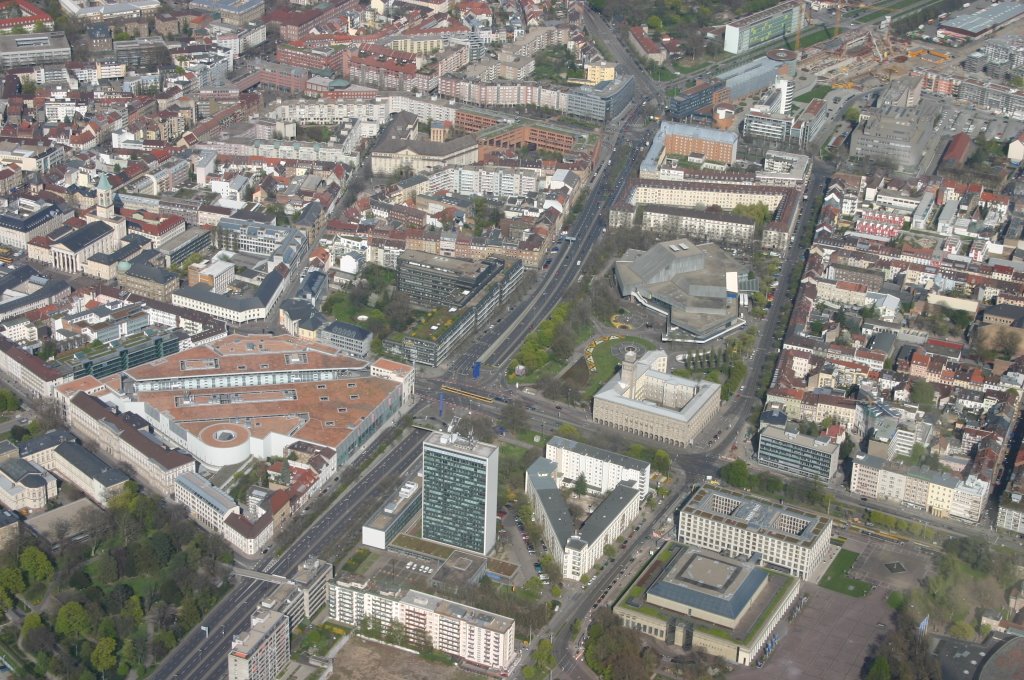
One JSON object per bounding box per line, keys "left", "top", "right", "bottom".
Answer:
{"left": 648, "top": 64, "right": 676, "bottom": 81}
{"left": 391, "top": 533, "right": 455, "bottom": 561}
{"left": 860, "top": 0, "right": 939, "bottom": 22}
{"left": 500, "top": 443, "right": 528, "bottom": 460}
{"left": 795, "top": 84, "right": 832, "bottom": 104}
{"left": 818, "top": 549, "right": 872, "bottom": 597}
{"left": 581, "top": 336, "right": 655, "bottom": 399}
{"left": 674, "top": 61, "right": 709, "bottom": 76}
{"left": 788, "top": 27, "right": 833, "bottom": 51}
{"left": 122, "top": 574, "right": 160, "bottom": 600}
{"left": 512, "top": 359, "right": 562, "bottom": 385}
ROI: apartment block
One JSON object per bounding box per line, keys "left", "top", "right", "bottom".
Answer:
{"left": 0, "top": 32, "right": 71, "bottom": 68}
{"left": 850, "top": 455, "right": 987, "bottom": 523}
{"left": 327, "top": 578, "right": 516, "bottom": 672}
{"left": 227, "top": 608, "right": 290, "bottom": 680}
{"left": 636, "top": 205, "right": 756, "bottom": 243}
{"left": 545, "top": 436, "right": 650, "bottom": 498}
{"left": 660, "top": 122, "right": 739, "bottom": 165}
{"left": 526, "top": 457, "right": 641, "bottom": 581}
{"left": 174, "top": 471, "right": 274, "bottom": 556}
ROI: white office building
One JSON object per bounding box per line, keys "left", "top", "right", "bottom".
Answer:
{"left": 677, "top": 486, "right": 832, "bottom": 580}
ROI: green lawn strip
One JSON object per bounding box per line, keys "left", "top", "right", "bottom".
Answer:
{"left": 818, "top": 549, "right": 872, "bottom": 597}
{"left": 674, "top": 61, "right": 709, "bottom": 75}
{"left": 391, "top": 533, "right": 455, "bottom": 560}
{"left": 860, "top": 0, "right": 940, "bottom": 22}
{"left": 742, "top": 575, "right": 795, "bottom": 644}
{"left": 794, "top": 84, "right": 832, "bottom": 103}
{"left": 582, "top": 336, "right": 655, "bottom": 399}
{"left": 794, "top": 27, "right": 833, "bottom": 50}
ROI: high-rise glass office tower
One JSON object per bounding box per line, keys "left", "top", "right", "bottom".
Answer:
{"left": 421, "top": 432, "right": 498, "bottom": 555}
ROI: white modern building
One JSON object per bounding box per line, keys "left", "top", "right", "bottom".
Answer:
{"left": 677, "top": 486, "right": 832, "bottom": 580}
{"left": 227, "top": 608, "right": 290, "bottom": 680}
{"left": 525, "top": 455, "right": 642, "bottom": 581}
{"left": 327, "top": 578, "right": 516, "bottom": 672}
{"left": 545, "top": 436, "right": 650, "bottom": 498}
{"left": 593, "top": 350, "right": 720, "bottom": 447}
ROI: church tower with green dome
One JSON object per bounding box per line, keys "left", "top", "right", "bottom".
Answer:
{"left": 96, "top": 172, "right": 114, "bottom": 221}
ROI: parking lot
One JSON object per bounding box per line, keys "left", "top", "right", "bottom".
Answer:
{"left": 362, "top": 552, "right": 444, "bottom": 593}
{"left": 926, "top": 95, "right": 1024, "bottom": 142}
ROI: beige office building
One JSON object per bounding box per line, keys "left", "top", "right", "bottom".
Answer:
{"left": 593, "top": 350, "right": 719, "bottom": 447}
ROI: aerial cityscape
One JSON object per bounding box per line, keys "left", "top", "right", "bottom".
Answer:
{"left": 0, "top": 0, "right": 1018, "bottom": 677}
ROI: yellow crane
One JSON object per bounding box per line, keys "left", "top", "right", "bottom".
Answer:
{"left": 796, "top": 0, "right": 813, "bottom": 50}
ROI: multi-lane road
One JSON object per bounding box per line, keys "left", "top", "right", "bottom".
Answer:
{"left": 517, "top": 162, "right": 827, "bottom": 680}
{"left": 152, "top": 429, "right": 430, "bottom": 680}
{"left": 445, "top": 108, "right": 652, "bottom": 387}
{"left": 154, "top": 19, "right": 828, "bottom": 679}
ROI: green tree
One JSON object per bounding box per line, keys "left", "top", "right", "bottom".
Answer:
{"left": 178, "top": 597, "right": 201, "bottom": 630}
{"left": 91, "top": 637, "right": 117, "bottom": 677}
{"left": 556, "top": 423, "right": 580, "bottom": 439}
{"left": 603, "top": 544, "right": 616, "bottom": 559}
{"left": 732, "top": 202, "right": 773, "bottom": 227}
{"left": 994, "top": 327, "right": 1021, "bottom": 359}
{"left": 55, "top": 601, "right": 89, "bottom": 639}
{"left": 844, "top": 106, "right": 861, "bottom": 123}
{"left": 574, "top": 473, "right": 588, "bottom": 496}
{"left": 500, "top": 400, "right": 528, "bottom": 433}
{"left": 19, "top": 545, "right": 53, "bottom": 583}
{"left": 0, "top": 566, "right": 24, "bottom": 594}
{"left": 652, "top": 449, "right": 671, "bottom": 475}
{"left": 647, "top": 15, "right": 663, "bottom": 31}
{"left": 20, "top": 612, "right": 43, "bottom": 640}
{"left": 910, "top": 381, "right": 935, "bottom": 408}
{"left": 719, "top": 460, "right": 750, "bottom": 488}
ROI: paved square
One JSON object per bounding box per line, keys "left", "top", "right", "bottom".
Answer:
{"left": 730, "top": 583, "right": 891, "bottom": 680}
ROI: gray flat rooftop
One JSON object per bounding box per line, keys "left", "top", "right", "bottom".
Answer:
{"left": 940, "top": 3, "right": 1024, "bottom": 34}
{"left": 682, "top": 486, "right": 828, "bottom": 546}
{"left": 647, "top": 547, "right": 767, "bottom": 620}
{"left": 401, "top": 589, "right": 513, "bottom": 634}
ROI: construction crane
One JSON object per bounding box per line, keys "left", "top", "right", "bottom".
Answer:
{"left": 795, "top": 0, "right": 812, "bottom": 51}
{"left": 835, "top": 0, "right": 843, "bottom": 38}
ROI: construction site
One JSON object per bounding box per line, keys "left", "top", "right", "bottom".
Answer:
{"left": 796, "top": 0, "right": 1024, "bottom": 89}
